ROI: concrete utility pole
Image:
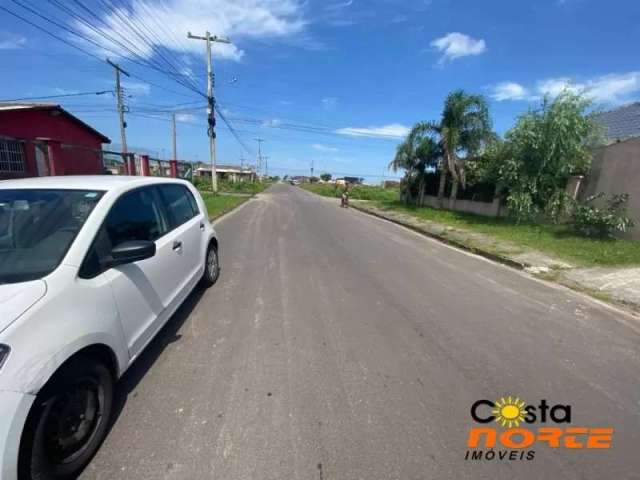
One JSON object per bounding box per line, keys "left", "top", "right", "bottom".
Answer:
{"left": 107, "top": 59, "right": 130, "bottom": 160}
{"left": 262, "top": 156, "right": 269, "bottom": 177}
{"left": 187, "top": 31, "right": 231, "bottom": 193}
{"left": 171, "top": 112, "right": 177, "bottom": 163}
{"left": 310, "top": 159, "right": 314, "bottom": 178}
{"left": 254, "top": 138, "right": 264, "bottom": 177}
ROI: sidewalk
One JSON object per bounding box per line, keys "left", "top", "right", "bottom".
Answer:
{"left": 351, "top": 200, "right": 640, "bottom": 314}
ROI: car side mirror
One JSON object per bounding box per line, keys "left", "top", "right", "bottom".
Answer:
{"left": 110, "top": 240, "right": 156, "bottom": 267}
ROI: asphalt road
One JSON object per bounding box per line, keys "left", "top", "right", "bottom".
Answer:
{"left": 81, "top": 184, "right": 640, "bottom": 480}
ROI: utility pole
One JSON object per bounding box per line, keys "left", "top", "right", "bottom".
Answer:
{"left": 107, "top": 59, "right": 130, "bottom": 162}
{"left": 310, "top": 159, "right": 314, "bottom": 178}
{"left": 171, "top": 112, "right": 177, "bottom": 163}
{"left": 187, "top": 31, "right": 231, "bottom": 193}
{"left": 262, "top": 156, "right": 269, "bottom": 177}
{"left": 254, "top": 138, "right": 264, "bottom": 177}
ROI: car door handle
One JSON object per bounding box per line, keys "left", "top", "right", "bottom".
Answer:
{"left": 173, "top": 240, "right": 182, "bottom": 251}
{"left": 200, "top": 222, "right": 205, "bottom": 231}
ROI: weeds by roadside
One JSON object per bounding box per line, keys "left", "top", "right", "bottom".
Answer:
{"left": 373, "top": 200, "right": 640, "bottom": 267}
{"left": 301, "top": 183, "right": 399, "bottom": 202}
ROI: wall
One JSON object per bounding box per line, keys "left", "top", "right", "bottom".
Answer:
{"left": 420, "top": 195, "right": 505, "bottom": 217}
{"left": 0, "top": 109, "right": 105, "bottom": 177}
{"left": 580, "top": 137, "right": 640, "bottom": 240}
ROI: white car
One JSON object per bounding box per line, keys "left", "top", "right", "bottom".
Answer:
{"left": 0, "top": 176, "right": 220, "bottom": 480}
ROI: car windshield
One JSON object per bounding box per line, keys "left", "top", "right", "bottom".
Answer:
{"left": 0, "top": 189, "right": 104, "bottom": 284}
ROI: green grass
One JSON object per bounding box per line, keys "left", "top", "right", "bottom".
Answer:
{"left": 202, "top": 193, "right": 250, "bottom": 219}
{"left": 194, "top": 179, "right": 271, "bottom": 195}
{"left": 302, "top": 183, "right": 400, "bottom": 202}
{"left": 375, "top": 200, "right": 640, "bottom": 267}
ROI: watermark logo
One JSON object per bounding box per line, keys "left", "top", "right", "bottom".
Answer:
{"left": 464, "top": 395, "right": 613, "bottom": 462}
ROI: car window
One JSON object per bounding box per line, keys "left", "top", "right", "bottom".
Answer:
{"left": 106, "top": 187, "right": 167, "bottom": 246}
{"left": 158, "top": 184, "right": 198, "bottom": 229}
{"left": 0, "top": 189, "right": 104, "bottom": 283}
{"left": 80, "top": 187, "right": 166, "bottom": 279}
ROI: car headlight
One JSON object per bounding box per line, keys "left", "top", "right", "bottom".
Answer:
{"left": 0, "top": 344, "right": 10, "bottom": 370}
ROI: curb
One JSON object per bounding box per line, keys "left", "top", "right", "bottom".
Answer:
{"left": 350, "top": 203, "right": 529, "bottom": 271}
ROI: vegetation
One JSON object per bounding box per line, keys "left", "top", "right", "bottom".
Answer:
{"left": 375, "top": 201, "right": 640, "bottom": 267}
{"left": 389, "top": 124, "right": 441, "bottom": 205}
{"left": 477, "top": 92, "right": 603, "bottom": 222}
{"left": 193, "top": 176, "right": 271, "bottom": 195}
{"left": 201, "top": 193, "right": 250, "bottom": 219}
{"left": 421, "top": 90, "right": 494, "bottom": 203}
{"left": 302, "top": 183, "right": 399, "bottom": 202}
{"left": 320, "top": 173, "right": 332, "bottom": 182}
{"left": 570, "top": 193, "right": 635, "bottom": 238}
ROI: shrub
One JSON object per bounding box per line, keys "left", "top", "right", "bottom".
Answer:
{"left": 570, "top": 193, "right": 634, "bottom": 238}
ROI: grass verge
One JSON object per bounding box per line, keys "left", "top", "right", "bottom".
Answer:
{"left": 373, "top": 200, "right": 640, "bottom": 268}
{"left": 195, "top": 180, "right": 271, "bottom": 195}
{"left": 202, "top": 193, "right": 251, "bottom": 220}
{"left": 301, "top": 183, "right": 399, "bottom": 202}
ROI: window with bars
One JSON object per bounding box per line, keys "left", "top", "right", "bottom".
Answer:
{"left": 0, "top": 139, "right": 26, "bottom": 173}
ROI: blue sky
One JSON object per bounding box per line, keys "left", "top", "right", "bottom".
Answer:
{"left": 1, "top": 0, "right": 639, "bottom": 182}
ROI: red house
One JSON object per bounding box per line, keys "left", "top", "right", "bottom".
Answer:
{"left": 0, "top": 103, "right": 111, "bottom": 180}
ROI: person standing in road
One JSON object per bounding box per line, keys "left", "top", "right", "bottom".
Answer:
{"left": 341, "top": 183, "right": 350, "bottom": 208}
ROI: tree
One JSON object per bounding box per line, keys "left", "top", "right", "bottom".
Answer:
{"left": 423, "top": 90, "right": 494, "bottom": 204}
{"left": 484, "top": 91, "right": 603, "bottom": 222}
{"left": 389, "top": 123, "right": 441, "bottom": 204}
{"left": 320, "top": 173, "right": 332, "bottom": 182}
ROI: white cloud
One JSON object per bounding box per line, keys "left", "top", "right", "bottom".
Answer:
{"left": 175, "top": 113, "right": 197, "bottom": 122}
{"left": 491, "top": 72, "right": 640, "bottom": 105}
{"left": 325, "top": 0, "right": 354, "bottom": 11}
{"left": 335, "top": 124, "right": 410, "bottom": 139}
{"left": 76, "top": 0, "right": 306, "bottom": 61}
{"left": 430, "top": 32, "right": 486, "bottom": 63}
{"left": 321, "top": 97, "right": 338, "bottom": 110}
{"left": 312, "top": 143, "right": 338, "bottom": 152}
{"left": 261, "top": 118, "right": 281, "bottom": 127}
{"left": 489, "top": 82, "right": 532, "bottom": 101}
{"left": 122, "top": 81, "right": 151, "bottom": 96}
{"left": 0, "top": 33, "right": 26, "bottom": 50}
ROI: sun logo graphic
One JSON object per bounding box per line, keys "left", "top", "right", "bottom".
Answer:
{"left": 492, "top": 396, "right": 527, "bottom": 428}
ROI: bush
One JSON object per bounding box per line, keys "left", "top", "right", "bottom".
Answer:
{"left": 570, "top": 193, "right": 634, "bottom": 238}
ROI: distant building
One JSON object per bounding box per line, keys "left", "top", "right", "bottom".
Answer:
{"left": 0, "top": 103, "right": 110, "bottom": 180}
{"left": 196, "top": 164, "right": 256, "bottom": 182}
{"left": 344, "top": 176, "right": 363, "bottom": 185}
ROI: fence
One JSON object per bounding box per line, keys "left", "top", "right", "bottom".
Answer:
{"left": 1, "top": 135, "right": 194, "bottom": 181}
{"left": 63, "top": 145, "right": 193, "bottom": 180}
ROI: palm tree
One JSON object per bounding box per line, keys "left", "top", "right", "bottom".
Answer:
{"left": 389, "top": 124, "right": 441, "bottom": 205}
{"left": 423, "top": 90, "right": 493, "bottom": 205}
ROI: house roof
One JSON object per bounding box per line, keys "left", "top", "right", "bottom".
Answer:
{"left": 0, "top": 102, "right": 111, "bottom": 143}
{"left": 595, "top": 102, "right": 640, "bottom": 142}
{"left": 196, "top": 165, "right": 254, "bottom": 173}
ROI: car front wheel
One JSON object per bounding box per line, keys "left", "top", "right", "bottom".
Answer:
{"left": 19, "top": 357, "right": 113, "bottom": 480}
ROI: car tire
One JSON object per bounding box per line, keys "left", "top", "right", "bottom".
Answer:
{"left": 19, "top": 357, "right": 113, "bottom": 480}
{"left": 200, "top": 243, "right": 220, "bottom": 288}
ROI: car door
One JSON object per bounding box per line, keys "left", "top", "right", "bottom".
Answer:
{"left": 156, "top": 183, "right": 205, "bottom": 289}
{"left": 88, "top": 186, "right": 179, "bottom": 358}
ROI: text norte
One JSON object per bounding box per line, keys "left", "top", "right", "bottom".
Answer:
{"left": 467, "top": 399, "right": 613, "bottom": 451}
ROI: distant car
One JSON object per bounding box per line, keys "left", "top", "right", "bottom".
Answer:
{"left": 0, "top": 176, "right": 220, "bottom": 480}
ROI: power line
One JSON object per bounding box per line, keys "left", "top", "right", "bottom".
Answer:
{"left": 7, "top": 1, "right": 204, "bottom": 98}
{"left": 215, "top": 104, "right": 253, "bottom": 155}
{"left": 0, "top": 90, "right": 112, "bottom": 102}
